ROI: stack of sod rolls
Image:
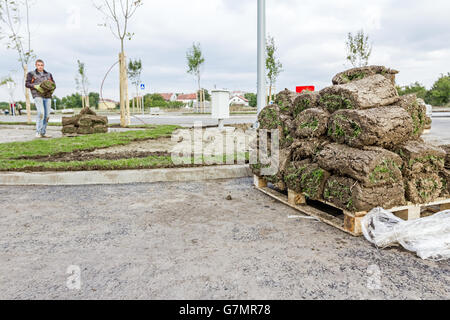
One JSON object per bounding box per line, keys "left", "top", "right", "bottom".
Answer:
{"left": 252, "top": 66, "right": 447, "bottom": 212}
{"left": 62, "top": 107, "right": 108, "bottom": 135}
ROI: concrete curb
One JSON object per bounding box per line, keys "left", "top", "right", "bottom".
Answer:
{"left": 0, "top": 165, "right": 252, "bottom": 186}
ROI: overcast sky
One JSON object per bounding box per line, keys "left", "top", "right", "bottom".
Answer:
{"left": 1, "top": 0, "right": 449, "bottom": 102}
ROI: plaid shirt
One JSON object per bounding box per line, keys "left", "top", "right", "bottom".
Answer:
{"left": 25, "top": 69, "right": 55, "bottom": 98}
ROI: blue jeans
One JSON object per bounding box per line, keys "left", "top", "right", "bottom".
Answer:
{"left": 35, "top": 97, "right": 51, "bottom": 135}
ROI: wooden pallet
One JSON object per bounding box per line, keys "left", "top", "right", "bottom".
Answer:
{"left": 254, "top": 175, "right": 450, "bottom": 236}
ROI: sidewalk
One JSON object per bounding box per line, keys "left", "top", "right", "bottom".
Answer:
{"left": 0, "top": 125, "right": 143, "bottom": 143}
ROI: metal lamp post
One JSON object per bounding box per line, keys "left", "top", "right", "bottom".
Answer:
{"left": 256, "top": 0, "right": 266, "bottom": 127}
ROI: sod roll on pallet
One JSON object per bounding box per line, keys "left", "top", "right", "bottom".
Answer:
{"left": 252, "top": 65, "right": 448, "bottom": 212}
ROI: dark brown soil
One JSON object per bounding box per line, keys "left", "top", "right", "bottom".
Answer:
{"left": 4, "top": 162, "right": 243, "bottom": 173}
{"left": 20, "top": 150, "right": 171, "bottom": 162}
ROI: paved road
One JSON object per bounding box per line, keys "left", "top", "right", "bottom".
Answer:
{"left": 0, "top": 178, "right": 448, "bottom": 299}
{"left": 1, "top": 115, "right": 449, "bottom": 145}
{"left": 0, "top": 125, "right": 144, "bottom": 143}
{"left": 422, "top": 117, "right": 450, "bottom": 145}
{"left": 0, "top": 114, "right": 257, "bottom": 127}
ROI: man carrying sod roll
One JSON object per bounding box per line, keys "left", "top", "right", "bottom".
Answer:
{"left": 25, "top": 59, "right": 56, "bottom": 138}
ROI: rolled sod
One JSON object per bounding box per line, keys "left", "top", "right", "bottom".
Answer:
{"left": 394, "top": 140, "right": 446, "bottom": 203}
{"left": 317, "top": 143, "right": 403, "bottom": 188}
{"left": 323, "top": 175, "right": 406, "bottom": 212}
{"left": 394, "top": 140, "right": 445, "bottom": 176}
{"left": 404, "top": 173, "right": 443, "bottom": 204}
{"left": 292, "top": 91, "right": 320, "bottom": 118}
{"left": 284, "top": 160, "right": 331, "bottom": 200}
{"left": 319, "top": 74, "right": 399, "bottom": 113}
{"left": 294, "top": 108, "right": 330, "bottom": 139}
{"left": 439, "top": 144, "right": 450, "bottom": 169}
{"left": 291, "top": 137, "right": 330, "bottom": 162}
{"left": 332, "top": 65, "right": 399, "bottom": 86}
{"left": 274, "top": 88, "right": 299, "bottom": 115}
{"left": 396, "top": 94, "right": 427, "bottom": 139}
{"left": 327, "top": 106, "right": 413, "bottom": 149}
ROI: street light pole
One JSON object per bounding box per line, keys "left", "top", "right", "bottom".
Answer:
{"left": 256, "top": 0, "right": 266, "bottom": 126}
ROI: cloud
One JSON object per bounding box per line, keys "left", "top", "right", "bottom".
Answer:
{"left": 0, "top": 0, "right": 449, "bottom": 101}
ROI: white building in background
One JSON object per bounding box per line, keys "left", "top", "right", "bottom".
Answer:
{"left": 229, "top": 94, "right": 249, "bottom": 106}
{"left": 158, "top": 93, "right": 177, "bottom": 102}
{"left": 176, "top": 93, "right": 197, "bottom": 107}
{"left": 98, "top": 99, "right": 118, "bottom": 110}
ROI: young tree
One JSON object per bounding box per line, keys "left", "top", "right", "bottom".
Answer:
{"left": 186, "top": 42, "right": 205, "bottom": 112}
{"left": 426, "top": 73, "right": 450, "bottom": 106}
{"left": 0, "top": 0, "right": 35, "bottom": 123}
{"left": 266, "top": 35, "right": 283, "bottom": 104}
{"left": 346, "top": 29, "right": 372, "bottom": 68}
{"left": 128, "top": 58, "right": 143, "bottom": 113}
{"left": 396, "top": 82, "right": 428, "bottom": 100}
{"left": 88, "top": 92, "right": 100, "bottom": 109}
{"left": 0, "top": 75, "right": 15, "bottom": 108}
{"left": 244, "top": 93, "right": 257, "bottom": 108}
{"left": 197, "top": 88, "right": 210, "bottom": 102}
{"left": 94, "top": 0, "right": 143, "bottom": 126}
{"left": 75, "top": 60, "right": 90, "bottom": 108}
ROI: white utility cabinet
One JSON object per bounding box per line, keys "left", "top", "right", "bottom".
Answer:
{"left": 211, "top": 89, "right": 230, "bottom": 120}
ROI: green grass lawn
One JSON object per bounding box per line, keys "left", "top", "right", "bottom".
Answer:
{"left": 0, "top": 125, "right": 249, "bottom": 171}
{"left": 0, "top": 154, "right": 249, "bottom": 171}
{"left": 0, "top": 125, "right": 180, "bottom": 171}
{"left": 0, "top": 125, "right": 179, "bottom": 159}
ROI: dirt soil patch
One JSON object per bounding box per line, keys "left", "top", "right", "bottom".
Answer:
{"left": 19, "top": 150, "right": 171, "bottom": 162}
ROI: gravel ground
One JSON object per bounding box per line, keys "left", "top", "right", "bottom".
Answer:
{"left": 0, "top": 177, "right": 448, "bottom": 300}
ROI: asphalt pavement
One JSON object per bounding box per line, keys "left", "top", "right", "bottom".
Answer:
{"left": 0, "top": 114, "right": 257, "bottom": 127}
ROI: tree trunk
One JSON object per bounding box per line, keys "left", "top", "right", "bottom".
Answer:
{"left": 202, "top": 89, "right": 205, "bottom": 113}
{"left": 268, "top": 84, "right": 272, "bottom": 105}
{"left": 119, "top": 52, "right": 126, "bottom": 127}
{"left": 85, "top": 95, "right": 90, "bottom": 108}
{"left": 23, "top": 65, "right": 31, "bottom": 124}
{"left": 125, "top": 70, "right": 130, "bottom": 126}
{"left": 198, "top": 75, "right": 201, "bottom": 113}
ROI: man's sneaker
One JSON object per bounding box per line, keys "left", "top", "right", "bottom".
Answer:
{"left": 40, "top": 134, "right": 52, "bottom": 138}
{"left": 35, "top": 133, "right": 42, "bottom": 138}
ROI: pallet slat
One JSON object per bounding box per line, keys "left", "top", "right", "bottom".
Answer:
{"left": 254, "top": 175, "right": 450, "bottom": 237}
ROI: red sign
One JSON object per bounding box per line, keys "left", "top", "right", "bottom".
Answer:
{"left": 296, "top": 86, "right": 315, "bottom": 93}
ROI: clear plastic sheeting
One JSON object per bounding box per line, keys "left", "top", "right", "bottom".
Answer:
{"left": 361, "top": 208, "right": 450, "bottom": 261}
